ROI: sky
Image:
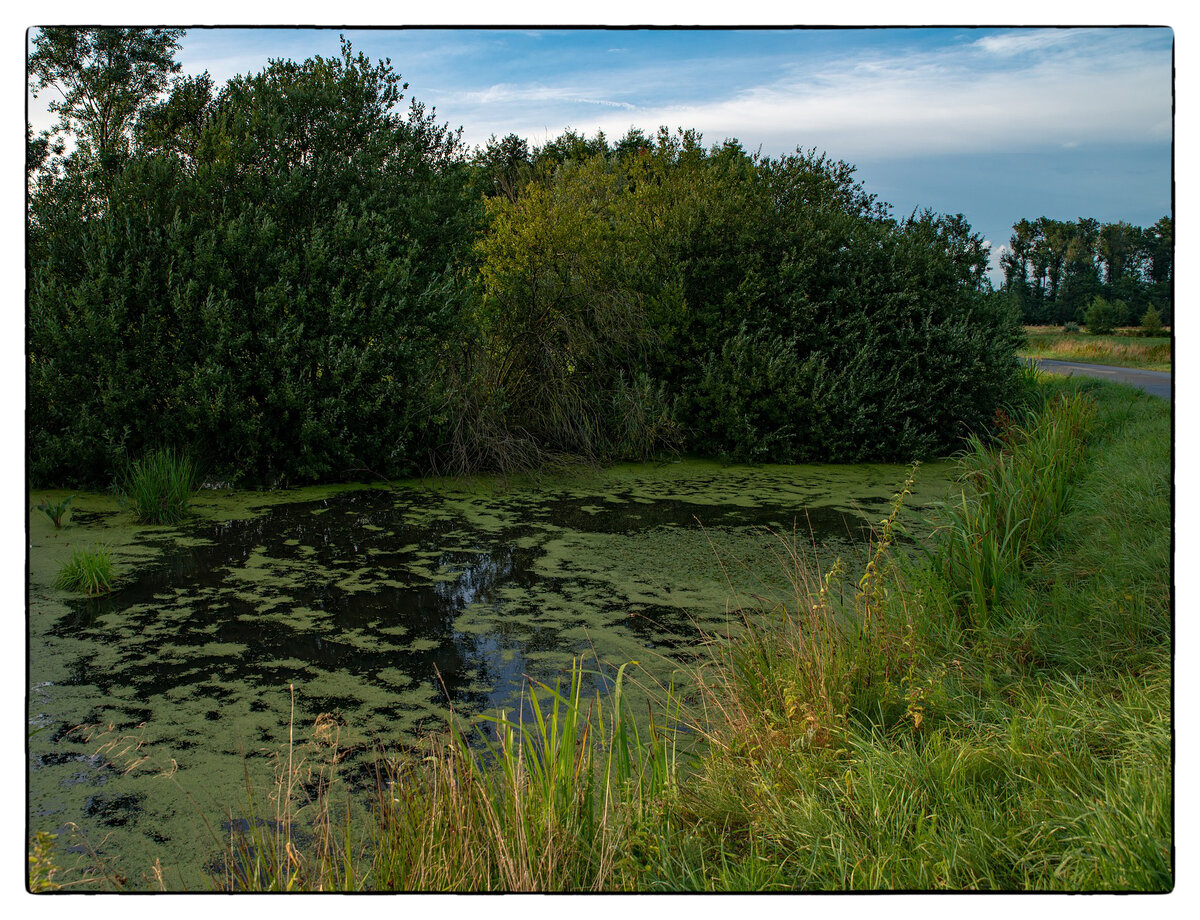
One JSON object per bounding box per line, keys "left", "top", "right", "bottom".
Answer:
{"left": 26, "top": 25, "right": 1175, "bottom": 283}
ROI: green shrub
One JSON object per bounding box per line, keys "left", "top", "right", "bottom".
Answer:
{"left": 1140, "top": 305, "right": 1164, "bottom": 337}
{"left": 1063, "top": 321, "right": 1081, "bottom": 334}
{"left": 54, "top": 546, "right": 115, "bottom": 595}
{"left": 119, "top": 447, "right": 197, "bottom": 524}
{"left": 27, "top": 41, "right": 479, "bottom": 488}
{"left": 476, "top": 137, "right": 1023, "bottom": 466}
{"left": 1085, "top": 297, "right": 1122, "bottom": 335}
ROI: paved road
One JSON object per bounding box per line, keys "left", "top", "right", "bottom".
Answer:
{"left": 1033, "top": 359, "right": 1172, "bottom": 401}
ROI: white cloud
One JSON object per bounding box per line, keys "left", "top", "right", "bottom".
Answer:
{"left": 973, "top": 29, "right": 1079, "bottom": 56}
{"left": 26, "top": 28, "right": 1172, "bottom": 167}
{"left": 457, "top": 28, "right": 1171, "bottom": 160}
{"left": 455, "top": 83, "right": 636, "bottom": 110}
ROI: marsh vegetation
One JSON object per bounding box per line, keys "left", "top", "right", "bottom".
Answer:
{"left": 1020, "top": 326, "right": 1172, "bottom": 372}
{"left": 27, "top": 29, "right": 1170, "bottom": 892}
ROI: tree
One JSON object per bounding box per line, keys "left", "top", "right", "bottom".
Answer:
{"left": 28, "top": 39, "right": 479, "bottom": 487}
{"left": 532, "top": 127, "right": 609, "bottom": 169}
{"left": 1001, "top": 220, "right": 1036, "bottom": 321}
{"left": 907, "top": 211, "right": 990, "bottom": 290}
{"left": 132, "top": 71, "right": 216, "bottom": 166}
{"left": 1098, "top": 221, "right": 1139, "bottom": 290}
{"left": 29, "top": 27, "right": 183, "bottom": 170}
{"left": 612, "top": 127, "right": 654, "bottom": 160}
{"left": 1058, "top": 217, "right": 1101, "bottom": 323}
{"left": 1140, "top": 304, "right": 1164, "bottom": 337}
{"left": 1085, "top": 296, "right": 1122, "bottom": 335}
{"left": 1142, "top": 216, "right": 1173, "bottom": 324}
{"left": 473, "top": 132, "right": 532, "bottom": 202}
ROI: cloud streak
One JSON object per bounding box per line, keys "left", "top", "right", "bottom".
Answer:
{"left": 451, "top": 82, "right": 636, "bottom": 110}
{"left": 451, "top": 28, "right": 1171, "bottom": 159}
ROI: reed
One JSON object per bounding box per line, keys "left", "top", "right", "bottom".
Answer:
{"left": 54, "top": 545, "right": 116, "bottom": 595}
{"left": 935, "top": 393, "right": 1094, "bottom": 629}
{"left": 214, "top": 661, "right": 678, "bottom": 892}
{"left": 119, "top": 448, "right": 198, "bottom": 525}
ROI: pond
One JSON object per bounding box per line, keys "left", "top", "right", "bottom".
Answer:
{"left": 27, "top": 458, "right": 953, "bottom": 889}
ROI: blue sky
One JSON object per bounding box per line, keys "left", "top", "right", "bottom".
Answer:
{"left": 27, "top": 26, "right": 1174, "bottom": 281}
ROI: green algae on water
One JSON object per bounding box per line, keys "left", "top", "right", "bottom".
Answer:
{"left": 27, "top": 460, "right": 953, "bottom": 888}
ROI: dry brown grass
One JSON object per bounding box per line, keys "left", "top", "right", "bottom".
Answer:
{"left": 1022, "top": 328, "right": 1171, "bottom": 370}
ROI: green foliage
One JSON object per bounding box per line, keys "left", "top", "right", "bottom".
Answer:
{"left": 29, "top": 40, "right": 479, "bottom": 487}
{"left": 1062, "top": 320, "right": 1081, "bottom": 334}
{"left": 934, "top": 393, "right": 1094, "bottom": 629}
{"left": 464, "top": 154, "right": 670, "bottom": 467}
{"left": 36, "top": 494, "right": 74, "bottom": 528}
{"left": 30, "top": 42, "right": 1026, "bottom": 485}
{"left": 119, "top": 447, "right": 197, "bottom": 524}
{"left": 28, "top": 831, "right": 63, "bottom": 892}
{"left": 55, "top": 545, "right": 116, "bottom": 595}
{"left": 1140, "top": 304, "right": 1164, "bottom": 337}
{"left": 474, "top": 132, "right": 1022, "bottom": 467}
{"left": 1085, "top": 296, "right": 1123, "bottom": 335}
{"left": 1001, "top": 215, "right": 1171, "bottom": 326}
{"left": 29, "top": 27, "right": 183, "bottom": 170}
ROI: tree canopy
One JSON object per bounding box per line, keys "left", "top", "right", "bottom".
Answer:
{"left": 30, "top": 27, "right": 183, "bottom": 170}
{"left": 29, "top": 34, "right": 1031, "bottom": 488}
{"left": 999, "top": 215, "right": 1173, "bottom": 326}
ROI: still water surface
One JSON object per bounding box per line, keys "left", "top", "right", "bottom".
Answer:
{"left": 27, "top": 459, "right": 951, "bottom": 888}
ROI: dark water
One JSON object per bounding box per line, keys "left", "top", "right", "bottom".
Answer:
{"left": 27, "top": 460, "right": 949, "bottom": 888}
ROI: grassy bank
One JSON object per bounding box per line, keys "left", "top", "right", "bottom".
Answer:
{"left": 641, "top": 375, "right": 1170, "bottom": 890}
{"left": 1020, "top": 326, "right": 1172, "bottom": 371}
{"left": 32, "top": 375, "right": 1170, "bottom": 892}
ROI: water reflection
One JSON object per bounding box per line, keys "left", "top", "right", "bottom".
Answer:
{"left": 31, "top": 475, "right": 909, "bottom": 885}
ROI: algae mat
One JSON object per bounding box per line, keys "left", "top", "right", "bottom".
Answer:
{"left": 27, "top": 459, "right": 952, "bottom": 888}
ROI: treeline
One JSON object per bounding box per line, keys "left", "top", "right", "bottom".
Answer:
{"left": 998, "top": 215, "right": 1173, "bottom": 327}
{"left": 28, "top": 31, "right": 1023, "bottom": 488}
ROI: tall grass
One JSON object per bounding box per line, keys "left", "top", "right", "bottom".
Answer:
{"left": 54, "top": 545, "right": 116, "bottom": 595}
{"left": 1021, "top": 328, "right": 1171, "bottom": 370}
{"left": 934, "top": 393, "right": 1094, "bottom": 629}
{"left": 642, "top": 377, "right": 1170, "bottom": 891}
{"left": 215, "top": 662, "right": 679, "bottom": 891}
{"left": 119, "top": 447, "right": 198, "bottom": 525}
{"left": 689, "top": 466, "right": 924, "bottom": 767}
{"left": 186, "top": 377, "right": 1168, "bottom": 892}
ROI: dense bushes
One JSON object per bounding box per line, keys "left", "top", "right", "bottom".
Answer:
{"left": 29, "top": 41, "right": 478, "bottom": 487}
{"left": 475, "top": 135, "right": 1023, "bottom": 464}
{"left": 29, "top": 39, "right": 1023, "bottom": 488}
{"left": 1085, "top": 296, "right": 1124, "bottom": 335}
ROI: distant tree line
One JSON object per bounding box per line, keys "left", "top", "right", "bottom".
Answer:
{"left": 28, "top": 30, "right": 1024, "bottom": 488}
{"left": 997, "top": 215, "right": 1173, "bottom": 327}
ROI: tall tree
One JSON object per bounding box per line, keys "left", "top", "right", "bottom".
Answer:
{"left": 28, "top": 38, "right": 480, "bottom": 487}
{"left": 1058, "top": 217, "right": 1101, "bottom": 322}
{"left": 1001, "top": 220, "right": 1035, "bottom": 321}
{"left": 29, "top": 27, "right": 183, "bottom": 169}
{"left": 132, "top": 71, "right": 216, "bottom": 167}
{"left": 1142, "top": 215, "right": 1174, "bottom": 323}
